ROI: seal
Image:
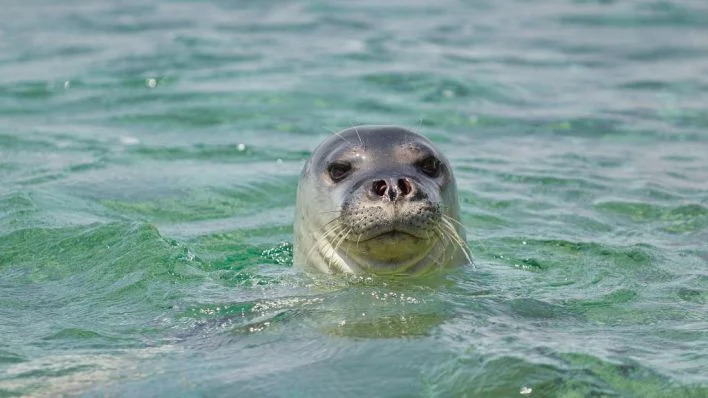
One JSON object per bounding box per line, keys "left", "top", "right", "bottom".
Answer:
{"left": 294, "top": 125, "right": 471, "bottom": 275}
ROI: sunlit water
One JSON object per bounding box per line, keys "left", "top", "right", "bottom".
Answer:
{"left": 1, "top": 0, "right": 707, "bottom": 396}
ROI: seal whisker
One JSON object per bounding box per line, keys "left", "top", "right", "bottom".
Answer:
{"left": 327, "top": 228, "right": 352, "bottom": 270}
{"left": 321, "top": 215, "right": 344, "bottom": 230}
{"left": 442, "top": 213, "right": 469, "bottom": 233}
{"left": 314, "top": 216, "right": 346, "bottom": 245}
{"left": 425, "top": 226, "right": 435, "bottom": 241}
{"left": 441, "top": 219, "right": 466, "bottom": 251}
{"left": 307, "top": 223, "right": 344, "bottom": 262}
{"left": 332, "top": 228, "right": 351, "bottom": 255}
{"left": 440, "top": 218, "right": 473, "bottom": 265}
{"left": 441, "top": 214, "right": 475, "bottom": 258}
{"left": 442, "top": 214, "right": 487, "bottom": 258}
{"left": 439, "top": 219, "right": 464, "bottom": 253}
{"left": 353, "top": 126, "right": 364, "bottom": 149}
{"left": 439, "top": 225, "right": 461, "bottom": 267}
{"left": 306, "top": 229, "right": 334, "bottom": 263}
{"left": 442, "top": 212, "right": 486, "bottom": 252}
{"left": 322, "top": 225, "right": 348, "bottom": 268}
{"left": 431, "top": 226, "right": 443, "bottom": 266}
{"left": 325, "top": 127, "right": 355, "bottom": 147}
{"left": 440, "top": 217, "right": 465, "bottom": 245}
{"left": 433, "top": 225, "right": 451, "bottom": 268}
{"left": 318, "top": 220, "right": 343, "bottom": 240}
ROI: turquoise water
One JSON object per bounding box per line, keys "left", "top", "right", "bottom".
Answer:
{"left": 1, "top": 0, "right": 707, "bottom": 396}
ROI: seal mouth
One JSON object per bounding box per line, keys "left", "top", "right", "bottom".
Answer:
{"left": 340, "top": 202, "right": 442, "bottom": 243}
{"left": 351, "top": 225, "right": 432, "bottom": 243}
{"left": 360, "top": 229, "right": 420, "bottom": 242}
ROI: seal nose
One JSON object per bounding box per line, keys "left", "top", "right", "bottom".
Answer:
{"left": 370, "top": 178, "right": 414, "bottom": 201}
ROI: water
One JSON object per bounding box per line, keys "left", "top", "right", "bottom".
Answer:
{"left": 1, "top": 0, "right": 707, "bottom": 396}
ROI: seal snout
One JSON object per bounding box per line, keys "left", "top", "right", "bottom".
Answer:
{"left": 368, "top": 177, "right": 415, "bottom": 201}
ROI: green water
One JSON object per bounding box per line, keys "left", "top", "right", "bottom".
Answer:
{"left": 1, "top": 0, "right": 707, "bottom": 396}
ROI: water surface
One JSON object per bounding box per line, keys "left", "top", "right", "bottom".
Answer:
{"left": 1, "top": 0, "right": 707, "bottom": 396}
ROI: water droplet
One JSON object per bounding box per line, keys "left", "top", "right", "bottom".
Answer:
{"left": 63, "top": 80, "right": 70, "bottom": 89}
{"left": 522, "top": 241, "right": 527, "bottom": 245}
{"left": 145, "top": 78, "right": 157, "bottom": 88}
{"left": 237, "top": 143, "right": 246, "bottom": 152}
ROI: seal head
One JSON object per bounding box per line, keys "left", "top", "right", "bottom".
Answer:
{"left": 294, "top": 125, "right": 470, "bottom": 275}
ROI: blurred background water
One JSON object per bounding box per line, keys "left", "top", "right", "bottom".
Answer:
{"left": 1, "top": 0, "right": 707, "bottom": 396}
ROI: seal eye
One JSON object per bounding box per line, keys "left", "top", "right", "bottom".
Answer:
{"left": 327, "top": 162, "right": 352, "bottom": 182}
{"left": 417, "top": 156, "right": 441, "bottom": 177}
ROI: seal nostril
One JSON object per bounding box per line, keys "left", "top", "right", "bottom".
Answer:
{"left": 372, "top": 180, "right": 387, "bottom": 197}
{"left": 398, "top": 178, "right": 412, "bottom": 196}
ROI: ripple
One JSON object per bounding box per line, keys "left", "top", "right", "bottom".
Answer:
{"left": 595, "top": 201, "right": 708, "bottom": 233}
{"left": 361, "top": 71, "right": 518, "bottom": 104}
{"left": 1, "top": 0, "right": 707, "bottom": 394}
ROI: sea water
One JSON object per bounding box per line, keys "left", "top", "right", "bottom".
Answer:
{"left": 1, "top": 0, "right": 706, "bottom": 396}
